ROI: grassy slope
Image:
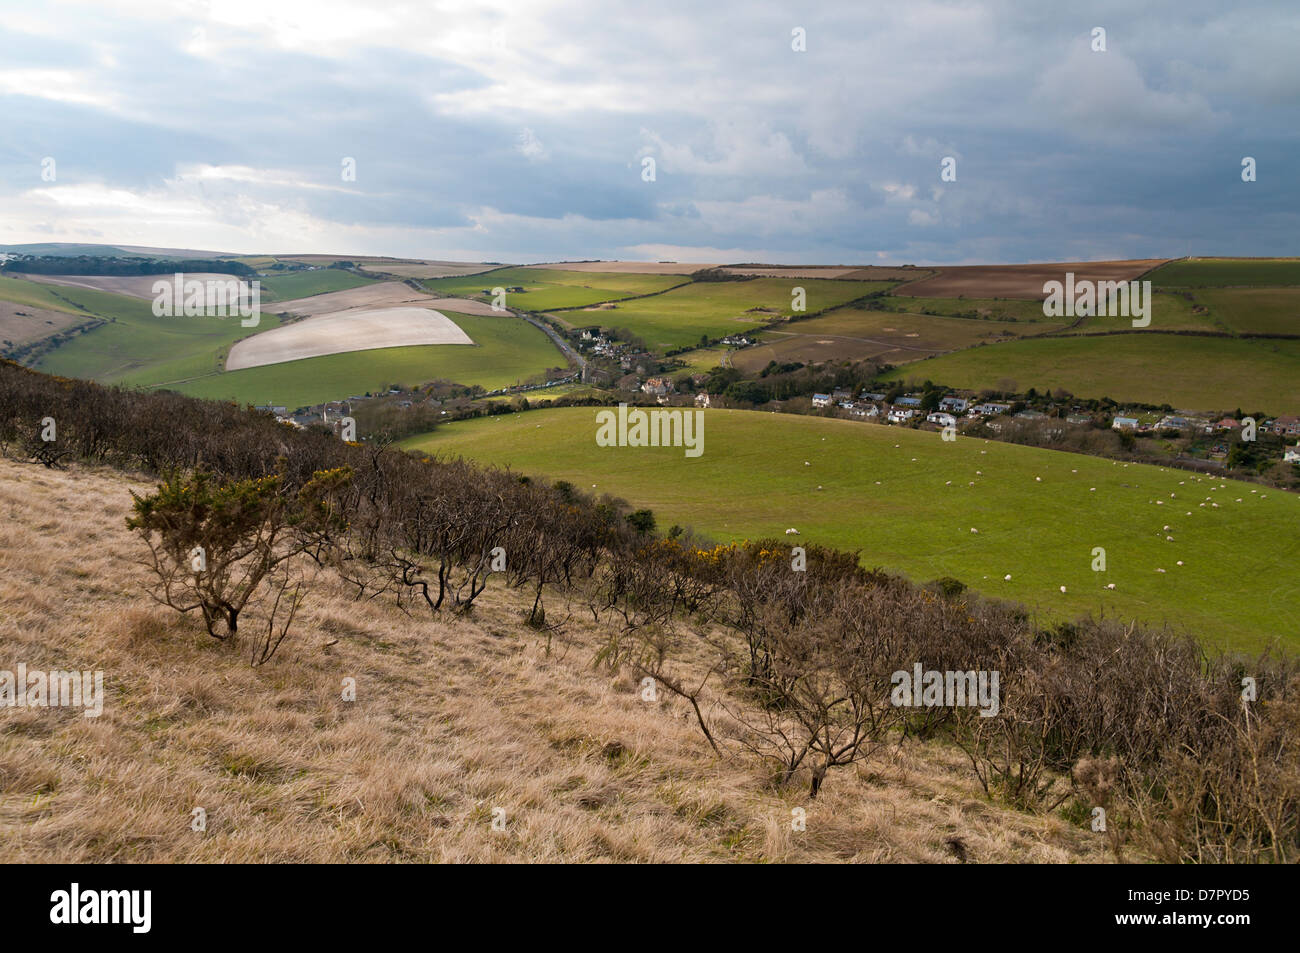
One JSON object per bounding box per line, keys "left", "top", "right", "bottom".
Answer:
{"left": 881, "top": 335, "right": 1300, "bottom": 414}
{"left": 35, "top": 287, "right": 281, "bottom": 385}
{"left": 258, "top": 269, "right": 375, "bottom": 301}
{"left": 404, "top": 407, "right": 1300, "bottom": 653}
{"left": 420, "top": 268, "right": 684, "bottom": 311}
{"left": 170, "top": 313, "right": 564, "bottom": 407}
{"left": 1195, "top": 288, "right": 1300, "bottom": 335}
{"left": 585, "top": 279, "right": 890, "bottom": 352}
{"left": 0, "top": 457, "right": 1108, "bottom": 863}
{"left": 1152, "top": 258, "right": 1300, "bottom": 288}
{"left": 0, "top": 275, "right": 91, "bottom": 315}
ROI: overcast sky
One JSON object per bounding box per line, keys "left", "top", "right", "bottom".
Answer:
{"left": 0, "top": 0, "right": 1295, "bottom": 264}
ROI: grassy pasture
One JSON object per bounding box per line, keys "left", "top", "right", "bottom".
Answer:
{"left": 881, "top": 335, "right": 1300, "bottom": 414}
{"left": 403, "top": 407, "right": 1299, "bottom": 653}
{"left": 1152, "top": 258, "right": 1300, "bottom": 288}
{"left": 1195, "top": 288, "right": 1300, "bottom": 335}
{"left": 582, "top": 278, "right": 889, "bottom": 352}
{"left": 876, "top": 295, "right": 1054, "bottom": 323}
{"left": 166, "top": 313, "right": 565, "bottom": 408}
{"left": 0, "top": 275, "right": 89, "bottom": 315}
{"left": 420, "top": 267, "right": 685, "bottom": 311}
{"left": 732, "top": 308, "right": 1055, "bottom": 373}
{"left": 35, "top": 286, "right": 279, "bottom": 385}
{"left": 1076, "top": 292, "right": 1224, "bottom": 333}
{"left": 257, "top": 269, "right": 375, "bottom": 301}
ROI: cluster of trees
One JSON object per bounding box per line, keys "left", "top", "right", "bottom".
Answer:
{"left": 1, "top": 255, "right": 256, "bottom": 278}
{"left": 1, "top": 357, "right": 1295, "bottom": 862}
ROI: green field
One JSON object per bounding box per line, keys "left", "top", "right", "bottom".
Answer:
{"left": 420, "top": 267, "right": 685, "bottom": 311}
{"left": 0, "top": 275, "right": 89, "bottom": 314}
{"left": 258, "top": 269, "right": 375, "bottom": 301}
{"left": 1195, "top": 288, "right": 1300, "bottom": 335}
{"left": 159, "top": 313, "right": 565, "bottom": 408}
{"left": 402, "top": 407, "right": 1299, "bottom": 653}
{"left": 35, "top": 286, "right": 280, "bottom": 385}
{"left": 1075, "top": 291, "right": 1224, "bottom": 333}
{"left": 581, "top": 278, "right": 889, "bottom": 352}
{"left": 877, "top": 295, "right": 1054, "bottom": 323}
{"left": 882, "top": 335, "right": 1300, "bottom": 413}
{"left": 1152, "top": 258, "right": 1300, "bottom": 288}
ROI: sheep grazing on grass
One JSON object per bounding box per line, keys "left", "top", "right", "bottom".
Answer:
{"left": 784, "top": 528, "right": 799, "bottom": 535}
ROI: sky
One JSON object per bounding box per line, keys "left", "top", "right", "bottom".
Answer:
{"left": 0, "top": 0, "right": 1296, "bottom": 264}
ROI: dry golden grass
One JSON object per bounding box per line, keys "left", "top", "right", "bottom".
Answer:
{"left": 0, "top": 457, "right": 1117, "bottom": 863}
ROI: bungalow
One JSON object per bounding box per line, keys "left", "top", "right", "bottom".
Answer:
{"left": 811, "top": 393, "right": 832, "bottom": 408}
{"left": 1014, "top": 409, "right": 1047, "bottom": 420}
{"left": 927, "top": 412, "right": 957, "bottom": 427}
{"left": 832, "top": 387, "right": 853, "bottom": 401}
{"left": 858, "top": 404, "right": 881, "bottom": 418}
{"left": 894, "top": 396, "right": 923, "bottom": 408}
{"left": 1066, "top": 414, "right": 1091, "bottom": 425}
{"left": 938, "top": 396, "right": 969, "bottom": 414}
{"left": 860, "top": 391, "right": 886, "bottom": 402}
{"left": 837, "top": 400, "right": 855, "bottom": 410}
{"left": 888, "top": 408, "right": 918, "bottom": 424}
{"left": 1112, "top": 416, "right": 1140, "bottom": 430}
{"left": 1215, "top": 417, "right": 1239, "bottom": 430}
{"left": 971, "top": 402, "right": 1011, "bottom": 416}
{"left": 1271, "top": 415, "right": 1300, "bottom": 437}
{"left": 1156, "top": 415, "right": 1191, "bottom": 431}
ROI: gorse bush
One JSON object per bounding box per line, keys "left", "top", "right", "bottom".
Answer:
{"left": 2, "top": 358, "right": 1296, "bottom": 861}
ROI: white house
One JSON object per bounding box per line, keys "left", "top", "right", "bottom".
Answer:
{"left": 811, "top": 393, "right": 832, "bottom": 407}
{"left": 694, "top": 393, "right": 711, "bottom": 408}
{"left": 1284, "top": 445, "right": 1300, "bottom": 463}
{"left": 971, "top": 402, "right": 1011, "bottom": 416}
{"left": 938, "top": 396, "right": 969, "bottom": 414}
{"left": 1112, "top": 416, "right": 1140, "bottom": 430}
{"left": 888, "top": 408, "right": 918, "bottom": 424}
{"left": 927, "top": 412, "right": 957, "bottom": 427}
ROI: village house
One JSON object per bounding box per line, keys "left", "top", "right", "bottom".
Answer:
{"left": 927, "top": 411, "right": 957, "bottom": 427}
{"left": 641, "top": 377, "right": 672, "bottom": 396}
{"left": 888, "top": 408, "right": 918, "bottom": 424}
{"left": 1112, "top": 416, "right": 1140, "bottom": 430}
{"left": 1270, "top": 415, "right": 1300, "bottom": 437}
{"left": 694, "top": 393, "right": 711, "bottom": 408}
{"left": 938, "top": 396, "right": 969, "bottom": 414}
{"left": 832, "top": 387, "right": 853, "bottom": 402}
{"left": 1215, "top": 417, "right": 1239, "bottom": 430}
{"left": 811, "top": 393, "right": 832, "bottom": 408}
{"left": 1066, "top": 413, "right": 1091, "bottom": 425}
{"left": 971, "top": 402, "right": 1011, "bottom": 416}
{"left": 894, "top": 395, "right": 923, "bottom": 408}
{"left": 860, "top": 391, "right": 886, "bottom": 401}
{"left": 1284, "top": 445, "right": 1300, "bottom": 463}
{"left": 1014, "top": 409, "right": 1047, "bottom": 420}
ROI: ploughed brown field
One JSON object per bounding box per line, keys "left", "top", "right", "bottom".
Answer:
{"left": 893, "top": 259, "right": 1170, "bottom": 299}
